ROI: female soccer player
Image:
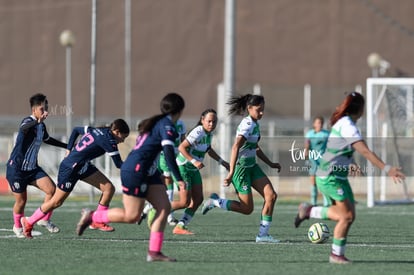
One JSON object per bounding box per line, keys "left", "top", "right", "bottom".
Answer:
{"left": 170, "top": 109, "right": 229, "bottom": 235}
{"left": 304, "top": 116, "right": 330, "bottom": 206}
{"left": 294, "top": 92, "right": 405, "bottom": 264}
{"left": 202, "top": 94, "right": 281, "bottom": 243}
{"left": 140, "top": 119, "right": 186, "bottom": 226}
{"left": 6, "top": 93, "right": 67, "bottom": 238}
{"left": 76, "top": 93, "right": 186, "bottom": 262}
{"left": 20, "top": 119, "right": 130, "bottom": 238}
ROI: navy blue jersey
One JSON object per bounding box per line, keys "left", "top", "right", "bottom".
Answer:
{"left": 63, "top": 126, "right": 122, "bottom": 169}
{"left": 8, "top": 116, "right": 50, "bottom": 171}
{"left": 122, "top": 116, "right": 183, "bottom": 182}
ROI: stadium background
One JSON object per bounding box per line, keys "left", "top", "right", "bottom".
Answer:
{"left": 1, "top": 0, "right": 413, "bottom": 200}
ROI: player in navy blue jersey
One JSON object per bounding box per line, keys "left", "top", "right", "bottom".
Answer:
{"left": 6, "top": 93, "right": 67, "bottom": 238}
{"left": 20, "top": 119, "right": 130, "bottom": 238}
{"left": 76, "top": 93, "right": 186, "bottom": 262}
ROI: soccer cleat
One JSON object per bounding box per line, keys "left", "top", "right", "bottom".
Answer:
{"left": 329, "top": 253, "right": 352, "bottom": 264}
{"left": 172, "top": 224, "right": 194, "bottom": 235}
{"left": 37, "top": 220, "right": 60, "bottom": 233}
{"left": 255, "top": 235, "right": 280, "bottom": 243}
{"left": 201, "top": 193, "right": 219, "bottom": 215}
{"left": 167, "top": 215, "right": 178, "bottom": 226}
{"left": 147, "top": 208, "right": 157, "bottom": 229}
{"left": 20, "top": 217, "right": 33, "bottom": 239}
{"left": 13, "top": 225, "right": 25, "bottom": 239}
{"left": 89, "top": 222, "right": 115, "bottom": 232}
{"left": 294, "top": 202, "right": 312, "bottom": 228}
{"left": 146, "top": 251, "right": 177, "bottom": 262}
{"left": 76, "top": 208, "right": 93, "bottom": 236}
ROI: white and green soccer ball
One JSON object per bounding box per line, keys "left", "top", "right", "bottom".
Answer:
{"left": 308, "top": 222, "right": 330, "bottom": 244}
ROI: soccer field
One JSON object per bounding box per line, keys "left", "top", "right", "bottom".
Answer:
{"left": 0, "top": 195, "right": 413, "bottom": 275}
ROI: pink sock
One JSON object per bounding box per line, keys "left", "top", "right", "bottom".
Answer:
{"left": 96, "top": 204, "right": 108, "bottom": 211}
{"left": 149, "top": 232, "right": 164, "bottom": 252}
{"left": 92, "top": 209, "right": 110, "bottom": 224}
{"left": 13, "top": 212, "right": 24, "bottom": 228}
{"left": 41, "top": 210, "right": 53, "bottom": 221}
{"left": 28, "top": 208, "right": 47, "bottom": 225}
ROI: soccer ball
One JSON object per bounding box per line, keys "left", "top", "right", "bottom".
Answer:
{"left": 308, "top": 222, "right": 330, "bottom": 244}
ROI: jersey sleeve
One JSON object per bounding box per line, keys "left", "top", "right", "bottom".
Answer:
{"left": 236, "top": 118, "right": 252, "bottom": 139}
{"left": 341, "top": 120, "right": 363, "bottom": 145}
{"left": 67, "top": 126, "right": 88, "bottom": 150}
{"left": 185, "top": 126, "right": 201, "bottom": 146}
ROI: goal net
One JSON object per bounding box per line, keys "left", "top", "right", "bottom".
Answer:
{"left": 366, "top": 78, "right": 414, "bottom": 207}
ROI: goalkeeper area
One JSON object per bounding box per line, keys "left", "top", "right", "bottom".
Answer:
{"left": 0, "top": 196, "right": 413, "bottom": 274}
{"left": 366, "top": 78, "right": 414, "bottom": 207}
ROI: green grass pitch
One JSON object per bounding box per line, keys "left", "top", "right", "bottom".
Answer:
{"left": 0, "top": 195, "right": 413, "bottom": 275}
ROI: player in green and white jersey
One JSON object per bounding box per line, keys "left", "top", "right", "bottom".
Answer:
{"left": 294, "top": 92, "right": 405, "bottom": 264}
{"left": 202, "top": 94, "right": 281, "bottom": 243}
{"left": 171, "top": 109, "right": 229, "bottom": 235}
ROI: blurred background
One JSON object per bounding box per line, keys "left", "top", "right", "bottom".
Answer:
{"left": 1, "top": 0, "right": 413, "bottom": 202}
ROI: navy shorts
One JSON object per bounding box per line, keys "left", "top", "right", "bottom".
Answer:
{"left": 6, "top": 161, "right": 49, "bottom": 193}
{"left": 57, "top": 162, "right": 98, "bottom": 192}
{"left": 120, "top": 169, "right": 163, "bottom": 198}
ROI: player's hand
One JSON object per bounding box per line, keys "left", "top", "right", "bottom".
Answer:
{"left": 38, "top": 111, "right": 48, "bottom": 123}
{"left": 192, "top": 160, "right": 204, "bottom": 170}
{"left": 271, "top": 162, "right": 281, "bottom": 173}
{"left": 388, "top": 166, "right": 405, "bottom": 183}
{"left": 223, "top": 173, "right": 233, "bottom": 186}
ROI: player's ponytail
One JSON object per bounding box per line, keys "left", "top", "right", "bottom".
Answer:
{"left": 138, "top": 93, "right": 185, "bottom": 134}
{"left": 330, "top": 92, "right": 365, "bottom": 126}
{"left": 227, "top": 94, "right": 264, "bottom": 116}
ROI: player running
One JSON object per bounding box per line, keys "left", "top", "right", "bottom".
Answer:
{"left": 20, "top": 119, "right": 130, "bottom": 238}
{"left": 294, "top": 92, "right": 405, "bottom": 264}
{"left": 6, "top": 93, "right": 67, "bottom": 238}
{"left": 76, "top": 93, "right": 186, "bottom": 262}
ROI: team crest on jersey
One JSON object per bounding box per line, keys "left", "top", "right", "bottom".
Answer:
{"left": 336, "top": 188, "right": 344, "bottom": 196}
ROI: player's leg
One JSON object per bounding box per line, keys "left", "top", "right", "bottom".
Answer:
{"left": 82, "top": 169, "right": 116, "bottom": 232}
{"left": 251, "top": 175, "right": 279, "bottom": 242}
{"left": 6, "top": 166, "right": 27, "bottom": 238}
{"left": 146, "top": 183, "right": 176, "bottom": 262}
{"left": 22, "top": 188, "right": 71, "bottom": 238}
{"left": 31, "top": 172, "right": 61, "bottom": 233}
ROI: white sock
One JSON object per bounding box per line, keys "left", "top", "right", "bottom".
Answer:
{"left": 309, "top": 206, "right": 323, "bottom": 219}
{"left": 258, "top": 220, "right": 271, "bottom": 237}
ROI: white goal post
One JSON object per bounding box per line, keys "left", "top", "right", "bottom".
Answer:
{"left": 366, "top": 78, "right": 414, "bottom": 207}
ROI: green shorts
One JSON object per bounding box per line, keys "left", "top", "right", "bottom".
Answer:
{"left": 232, "top": 164, "right": 266, "bottom": 195}
{"left": 158, "top": 153, "right": 171, "bottom": 177}
{"left": 315, "top": 174, "right": 354, "bottom": 204}
{"left": 174, "top": 163, "right": 202, "bottom": 191}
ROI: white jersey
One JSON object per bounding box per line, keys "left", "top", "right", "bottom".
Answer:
{"left": 176, "top": 125, "right": 212, "bottom": 166}
{"left": 317, "top": 116, "right": 363, "bottom": 179}
{"left": 236, "top": 116, "right": 260, "bottom": 168}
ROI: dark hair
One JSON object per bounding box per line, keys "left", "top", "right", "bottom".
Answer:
{"left": 330, "top": 92, "right": 365, "bottom": 125}
{"left": 196, "top": 108, "right": 217, "bottom": 126}
{"left": 227, "top": 94, "right": 265, "bottom": 116}
{"left": 313, "top": 116, "right": 324, "bottom": 125}
{"left": 30, "top": 93, "right": 48, "bottom": 108}
{"left": 110, "top": 118, "right": 130, "bottom": 134}
{"left": 138, "top": 93, "right": 185, "bottom": 134}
